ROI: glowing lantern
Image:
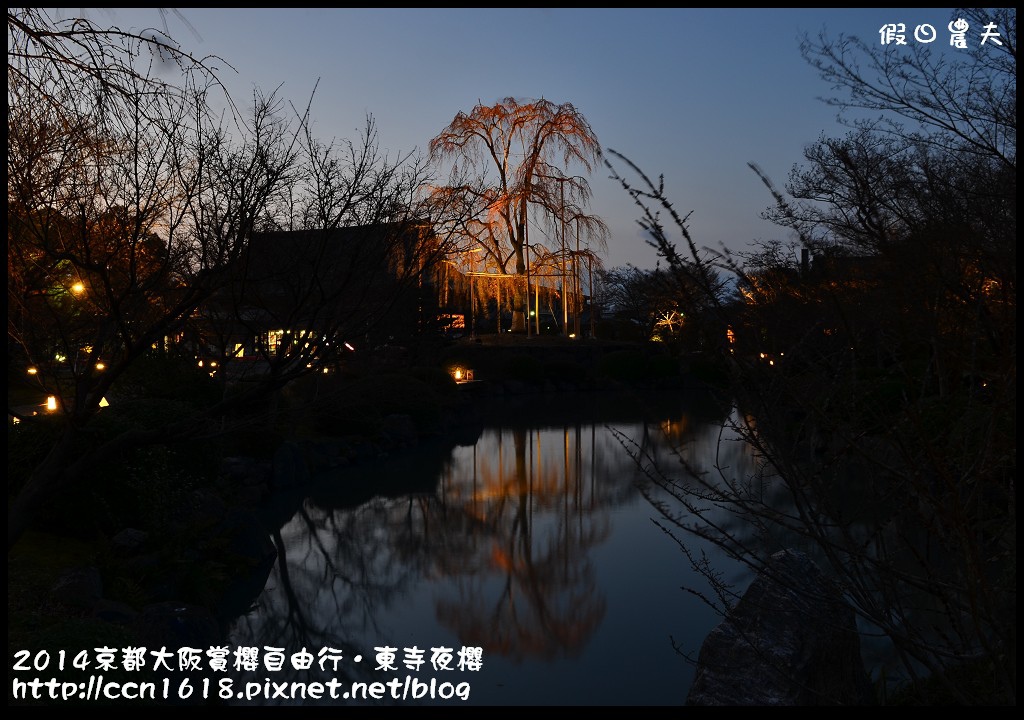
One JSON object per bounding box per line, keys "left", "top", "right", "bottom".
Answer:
{"left": 450, "top": 367, "right": 474, "bottom": 384}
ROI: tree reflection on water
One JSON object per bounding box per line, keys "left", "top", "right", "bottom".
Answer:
{"left": 226, "top": 390, "right": 746, "bottom": 705}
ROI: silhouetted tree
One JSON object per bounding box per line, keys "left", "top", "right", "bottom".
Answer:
{"left": 7, "top": 9, "right": 456, "bottom": 550}
{"left": 607, "top": 7, "right": 1015, "bottom": 704}
{"left": 599, "top": 264, "right": 693, "bottom": 343}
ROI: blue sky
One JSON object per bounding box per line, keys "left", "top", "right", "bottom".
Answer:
{"left": 55, "top": 7, "right": 974, "bottom": 271}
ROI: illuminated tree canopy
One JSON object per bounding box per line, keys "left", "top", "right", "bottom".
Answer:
{"left": 429, "top": 97, "right": 607, "bottom": 332}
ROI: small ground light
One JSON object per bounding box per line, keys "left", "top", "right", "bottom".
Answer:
{"left": 27, "top": 367, "right": 37, "bottom": 375}
{"left": 46, "top": 396, "right": 58, "bottom": 411}
{"left": 450, "top": 367, "right": 474, "bottom": 384}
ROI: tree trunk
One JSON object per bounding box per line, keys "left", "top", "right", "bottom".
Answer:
{"left": 511, "top": 308, "right": 526, "bottom": 333}
{"left": 8, "top": 427, "right": 79, "bottom": 552}
{"left": 9, "top": 416, "right": 176, "bottom": 552}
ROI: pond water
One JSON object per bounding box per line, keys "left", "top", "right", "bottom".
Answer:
{"left": 225, "top": 388, "right": 759, "bottom": 706}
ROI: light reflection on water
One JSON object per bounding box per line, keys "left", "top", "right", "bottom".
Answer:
{"left": 226, "top": 393, "right": 759, "bottom": 706}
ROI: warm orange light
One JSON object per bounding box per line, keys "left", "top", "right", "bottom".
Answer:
{"left": 450, "top": 367, "right": 474, "bottom": 383}
{"left": 95, "top": 362, "right": 105, "bottom": 371}
{"left": 27, "top": 367, "right": 38, "bottom": 375}
{"left": 46, "top": 396, "right": 58, "bottom": 411}
{"left": 70, "top": 282, "right": 85, "bottom": 295}
{"left": 99, "top": 397, "right": 110, "bottom": 408}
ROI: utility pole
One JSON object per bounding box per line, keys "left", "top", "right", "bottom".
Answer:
{"left": 525, "top": 214, "right": 531, "bottom": 338}
{"left": 588, "top": 253, "right": 596, "bottom": 339}
{"left": 535, "top": 280, "right": 540, "bottom": 335}
{"left": 574, "top": 218, "right": 582, "bottom": 339}
{"left": 560, "top": 182, "right": 568, "bottom": 337}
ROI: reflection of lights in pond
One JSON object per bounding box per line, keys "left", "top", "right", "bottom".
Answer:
{"left": 659, "top": 417, "right": 690, "bottom": 441}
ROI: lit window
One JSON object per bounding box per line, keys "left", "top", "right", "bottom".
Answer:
{"left": 267, "top": 330, "right": 285, "bottom": 353}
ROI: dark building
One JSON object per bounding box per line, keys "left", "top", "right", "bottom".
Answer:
{"left": 193, "top": 221, "right": 446, "bottom": 372}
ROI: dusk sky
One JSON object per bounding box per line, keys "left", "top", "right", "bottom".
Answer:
{"left": 59, "top": 7, "right": 969, "bottom": 272}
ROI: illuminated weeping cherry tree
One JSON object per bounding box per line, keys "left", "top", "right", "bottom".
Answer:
{"left": 429, "top": 97, "right": 607, "bottom": 333}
